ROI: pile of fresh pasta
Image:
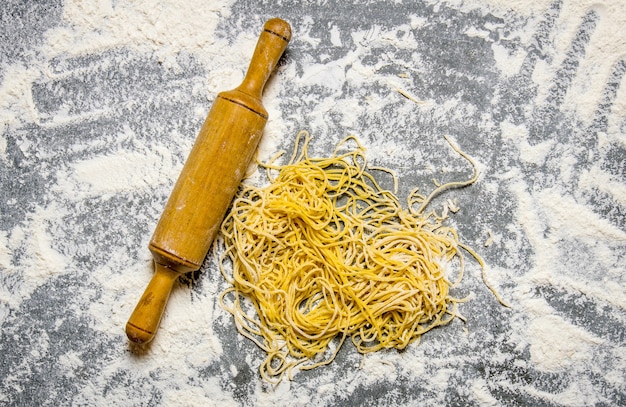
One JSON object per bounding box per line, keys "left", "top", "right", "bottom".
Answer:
{"left": 219, "top": 131, "right": 503, "bottom": 382}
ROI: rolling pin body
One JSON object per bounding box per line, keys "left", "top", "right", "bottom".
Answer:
{"left": 126, "top": 18, "right": 291, "bottom": 344}
{"left": 149, "top": 93, "right": 267, "bottom": 272}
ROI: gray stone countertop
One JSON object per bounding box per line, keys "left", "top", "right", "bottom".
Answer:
{"left": 1, "top": 1, "right": 624, "bottom": 406}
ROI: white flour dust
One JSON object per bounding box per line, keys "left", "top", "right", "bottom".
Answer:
{"left": 0, "top": 0, "right": 625, "bottom": 405}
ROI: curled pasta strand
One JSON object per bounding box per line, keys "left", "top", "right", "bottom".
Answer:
{"left": 411, "top": 135, "right": 480, "bottom": 215}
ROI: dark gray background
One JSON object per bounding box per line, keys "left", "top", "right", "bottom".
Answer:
{"left": 1, "top": 0, "right": 624, "bottom": 406}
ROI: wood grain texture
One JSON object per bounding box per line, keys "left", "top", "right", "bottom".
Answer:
{"left": 126, "top": 18, "right": 291, "bottom": 344}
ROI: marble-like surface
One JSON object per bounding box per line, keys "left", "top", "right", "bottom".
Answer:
{"left": 1, "top": 1, "right": 625, "bottom": 406}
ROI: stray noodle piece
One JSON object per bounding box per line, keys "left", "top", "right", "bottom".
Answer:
{"left": 395, "top": 88, "right": 426, "bottom": 105}
{"left": 484, "top": 229, "right": 494, "bottom": 247}
{"left": 219, "top": 131, "right": 505, "bottom": 383}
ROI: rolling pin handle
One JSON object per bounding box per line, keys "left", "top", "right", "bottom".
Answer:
{"left": 237, "top": 18, "right": 292, "bottom": 98}
{"left": 125, "top": 263, "right": 179, "bottom": 344}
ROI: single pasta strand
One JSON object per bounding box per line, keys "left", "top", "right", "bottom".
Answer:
{"left": 219, "top": 131, "right": 505, "bottom": 383}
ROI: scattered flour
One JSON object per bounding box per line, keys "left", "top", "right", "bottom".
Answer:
{"left": 471, "top": 378, "right": 500, "bottom": 406}
{"left": 499, "top": 120, "right": 556, "bottom": 166}
{"left": 61, "top": 142, "right": 179, "bottom": 198}
{"left": 50, "top": 0, "right": 236, "bottom": 68}
{"left": 528, "top": 313, "right": 603, "bottom": 372}
{"left": 1, "top": 0, "right": 624, "bottom": 405}
{"left": 0, "top": 205, "right": 68, "bottom": 308}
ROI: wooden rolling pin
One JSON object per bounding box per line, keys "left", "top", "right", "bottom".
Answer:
{"left": 126, "top": 18, "right": 292, "bottom": 344}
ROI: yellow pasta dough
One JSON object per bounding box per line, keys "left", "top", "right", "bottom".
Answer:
{"left": 219, "top": 131, "right": 503, "bottom": 382}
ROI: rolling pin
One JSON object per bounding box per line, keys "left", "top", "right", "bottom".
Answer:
{"left": 126, "top": 18, "right": 292, "bottom": 344}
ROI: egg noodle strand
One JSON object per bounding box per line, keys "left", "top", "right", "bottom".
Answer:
{"left": 218, "top": 131, "right": 505, "bottom": 383}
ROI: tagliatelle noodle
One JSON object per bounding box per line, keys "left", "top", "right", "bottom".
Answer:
{"left": 219, "top": 131, "right": 504, "bottom": 383}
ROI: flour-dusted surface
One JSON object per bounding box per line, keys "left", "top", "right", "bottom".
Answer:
{"left": 1, "top": 0, "right": 625, "bottom": 406}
